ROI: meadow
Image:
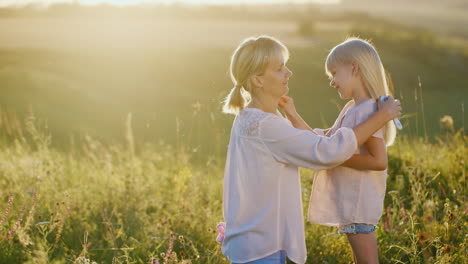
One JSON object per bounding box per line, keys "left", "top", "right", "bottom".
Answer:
{"left": 0, "top": 113, "right": 465, "bottom": 263}
{"left": 0, "top": 3, "right": 467, "bottom": 264}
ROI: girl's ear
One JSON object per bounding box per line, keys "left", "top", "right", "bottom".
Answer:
{"left": 351, "top": 62, "right": 360, "bottom": 76}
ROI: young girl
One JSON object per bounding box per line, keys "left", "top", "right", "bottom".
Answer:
{"left": 308, "top": 37, "right": 397, "bottom": 264}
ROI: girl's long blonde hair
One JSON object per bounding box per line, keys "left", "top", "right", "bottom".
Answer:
{"left": 326, "top": 37, "right": 397, "bottom": 146}
{"left": 222, "top": 35, "right": 289, "bottom": 115}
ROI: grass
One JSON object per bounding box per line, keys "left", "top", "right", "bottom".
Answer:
{"left": 0, "top": 113, "right": 466, "bottom": 264}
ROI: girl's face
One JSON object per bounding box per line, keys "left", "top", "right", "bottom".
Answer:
{"left": 257, "top": 55, "right": 292, "bottom": 98}
{"left": 328, "top": 62, "right": 359, "bottom": 99}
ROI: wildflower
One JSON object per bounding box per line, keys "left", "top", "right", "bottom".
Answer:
{"left": 423, "top": 213, "right": 434, "bottom": 223}
{"left": 417, "top": 232, "right": 429, "bottom": 243}
{"left": 163, "top": 232, "right": 174, "bottom": 264}
{"left": 178, "top": 235, "right": 185, "bottom": 244}
{"left": 55, "top": 203, "right": 71, "bottom": 243}
{"left": 216, "top": 222, "right": 226, "bottom": 243}
{"left": 424, "top": 200, "right": 435, "bottom": 209}
{"left": 440, "top": 115, "right": 454, "bottom": 131}
{"left": 192, "top": 102, "right": 202, "bottom": 114}
{"left": 385, "top": 206, "right": 392, "bottom": 231}
{"left": 382, "top": 219, "right": 390, "bottom": 232}
{"left": 23, "top": 191, "right": 38, "bottom": 232}
{"left": 441, "top": 244, "right": 452, "bottom": 254}
{"left": 446, "top": 210, "right": 454, "bottom": 221}
{"left": 148, "top": 258, "right": 160, "bottom": 264}
{"left": 6, "top": 203, "right": 27, "bottom": 240}
{"left": 0, "top": 196, "right": 14, "bottom": 231}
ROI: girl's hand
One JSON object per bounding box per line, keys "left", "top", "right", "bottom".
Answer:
{"left": 378, "top": 96, "right": 402, "bottom": 121}
{"left": 278, "top": 96, "right": 297, "bottom": 116}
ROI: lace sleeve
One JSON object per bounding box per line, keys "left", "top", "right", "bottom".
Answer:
{"left": 259, "top": 115, "right": 358, "bottom": 170}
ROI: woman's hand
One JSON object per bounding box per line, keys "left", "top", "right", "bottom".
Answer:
{"left": 378, "top": 96, "right": 402, "bottom": 121}
{"left": 278, "top": 96, "right": 297, "bottom": 116}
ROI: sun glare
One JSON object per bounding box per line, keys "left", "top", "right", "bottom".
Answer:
{"left": 1, "top": 0, "right": 340, "bottom": 7}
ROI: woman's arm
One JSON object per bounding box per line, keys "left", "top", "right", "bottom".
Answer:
{"left": 259, "top": 98, "right": 396, "bottom": 171}
{"left": 351, "top": 101, "right": 398, "bottom": 146}
{"left": 279, "top": 96, "right": 401, "bottom": 147}
{"left": 341, "top": 137, "right": 387, "bottom": 170}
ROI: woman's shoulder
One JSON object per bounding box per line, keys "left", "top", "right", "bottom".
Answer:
{"left": 235, "top": 108, "right": 282, "bottom": 137}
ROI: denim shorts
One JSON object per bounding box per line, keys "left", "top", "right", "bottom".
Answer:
{"left": 232, "top": 250, "right": 286, "bottom": 264}
{"left": 338, "top": 223, "right": 377, "bottom": 234}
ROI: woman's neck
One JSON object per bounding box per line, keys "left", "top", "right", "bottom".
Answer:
{"left": 248, "top": 96, "right": 279, "bottom": 114}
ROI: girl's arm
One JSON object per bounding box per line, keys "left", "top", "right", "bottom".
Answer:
{"left": 341, "top": 137, "right": 387, "bottom": 171}
{"left": 278, "top": 96, "right": 313, "bottom": 131}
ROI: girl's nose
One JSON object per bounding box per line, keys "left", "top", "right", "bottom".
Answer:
{"left": 287, "top": 68, "right": 292, "bottom": 77}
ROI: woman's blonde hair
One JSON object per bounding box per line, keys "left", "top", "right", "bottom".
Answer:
{"left": 325, "top": 37, "right": 397, "bottom": 146}
{"left": 223, "top": 35, "right": 289, "bottom": 115}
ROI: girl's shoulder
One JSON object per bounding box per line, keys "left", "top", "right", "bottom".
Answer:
{"left": 347, "top": 99, "right": 379, "bottom": 124}
{"left": 344, "top": 100, "right": 356, "bottom": 109}
{"left": 337, "top": 100, "right": 355, "bottom": 118}
{"left": 352, "top": 99, "right": 378, "bottom": 113}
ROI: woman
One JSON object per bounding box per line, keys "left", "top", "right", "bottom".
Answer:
{"left": 220, "top": 35, "right": 401, "bottom": 264}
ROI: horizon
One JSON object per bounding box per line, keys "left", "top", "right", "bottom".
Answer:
{"left": 0, "top": 0, "right": 341, "bottom": 8}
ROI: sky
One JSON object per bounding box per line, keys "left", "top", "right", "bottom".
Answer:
{"left": 0, "top": 0, "right": 340, "bottom": 7}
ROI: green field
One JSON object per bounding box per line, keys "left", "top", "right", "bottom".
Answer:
{"left": 0, "top": 3, "right": 467, "bottom": 264}
{"left": 0, "top": 119, "right": 465, "bottom": 263}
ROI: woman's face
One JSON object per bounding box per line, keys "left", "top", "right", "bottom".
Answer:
{"left": 328, "top": 62, "right": 357, "bottom": 99}
{"left": 258, "top": 55, "right": 292, "bottom": 98}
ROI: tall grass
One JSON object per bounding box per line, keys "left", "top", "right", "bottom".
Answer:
{"left": 0, "top": 108, "right": 465, "bottom": 263}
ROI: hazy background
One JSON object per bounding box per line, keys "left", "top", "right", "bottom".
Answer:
{"left": 0, "top": 0, "right": 466, "bottom": 159}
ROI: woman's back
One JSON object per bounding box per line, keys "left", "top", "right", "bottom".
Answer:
{"left": 223, "top": 108, "right": 307, "bottom": 264}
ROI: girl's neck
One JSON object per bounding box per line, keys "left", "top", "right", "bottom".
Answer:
{"left": 352, "top": 84, "right": 373, "bottom": 105}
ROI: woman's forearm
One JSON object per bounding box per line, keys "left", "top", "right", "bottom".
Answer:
{"left": 285, "top": 111, "right": 313, "bottom": 131}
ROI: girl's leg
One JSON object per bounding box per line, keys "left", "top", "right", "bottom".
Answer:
{"left": 346, "top": 232, "right": 379, "bottom": 264}
{"left": 232, "top": 250, "right": 286, "bottom": 264}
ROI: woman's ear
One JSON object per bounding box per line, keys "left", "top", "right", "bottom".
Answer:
{"left": 250, "top": 75, "right": 263, "bottom": 88}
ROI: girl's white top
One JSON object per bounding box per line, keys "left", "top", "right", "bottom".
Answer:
{"left": 308, "top": 99, "right": 387, "bottom": 226}
{"left": 222, "top": 108, "right": 358, "bottom": 264}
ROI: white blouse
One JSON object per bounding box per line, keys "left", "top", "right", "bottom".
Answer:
{"left": 222, "top": 108, "right": 358, "bottom": 264}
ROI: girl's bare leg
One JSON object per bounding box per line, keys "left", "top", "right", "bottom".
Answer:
{"left": 346, "top": 232, "right": 379, "bottom": 264}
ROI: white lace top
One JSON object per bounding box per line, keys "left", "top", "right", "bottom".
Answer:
{"left": 222, "top": 108, "right": 358, "bottom": 264}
